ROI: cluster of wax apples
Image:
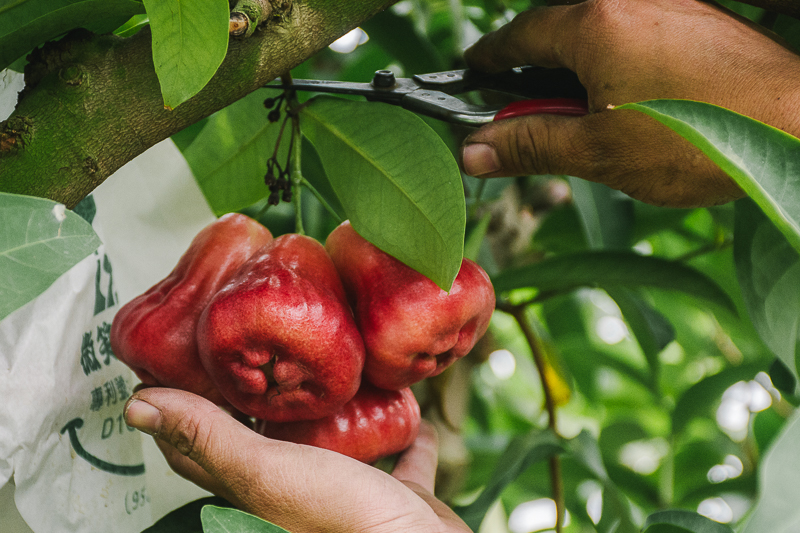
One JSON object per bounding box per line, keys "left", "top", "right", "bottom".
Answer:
{"left": 111, "top": 214, "right": 495, "bottom": 463}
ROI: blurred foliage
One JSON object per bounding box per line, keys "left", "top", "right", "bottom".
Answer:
{"left": 164, "top": 1, "right": 800, "bottom": 532}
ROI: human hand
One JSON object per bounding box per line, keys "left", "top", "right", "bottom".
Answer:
{"left": 461, "top": 0, "right": 800, "bottom": 207}
{"left": 124, "top": 388, "right": 472, "bottom": 533}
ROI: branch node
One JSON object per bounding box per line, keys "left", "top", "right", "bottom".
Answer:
{"left": 59, "top": 66, "right": 85, "bottom": 87}
{"left": 82, "top": 157, "right": 98, "bottom": 175}
{"left": 230, "top": 0, "right": 292, "bottom": 37}
{"left": 0, "top": 117, "right": 33, "bottom": 155}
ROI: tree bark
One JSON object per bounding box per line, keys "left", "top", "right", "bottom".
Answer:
{"left": 0, "top": 0, "right": 396, "bottom": 208}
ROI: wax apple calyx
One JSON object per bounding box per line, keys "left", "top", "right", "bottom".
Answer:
{"left": 256, "top": 383, "right": 420, "bottom": 464}
{"left": 110, "top": 213, "right": 273, "bottom": 405}
{"left": 197, "top": 233, "right": 366, "bottom": 422}
{"left": 325, "top": 221, "right": 496, "bottom": 390}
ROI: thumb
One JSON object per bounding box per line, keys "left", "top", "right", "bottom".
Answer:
{"left": 460, "top": 110, "right": 740, "bottom": 207}
{"left": 461, "top": 113, "right": 589, "bottom": 179}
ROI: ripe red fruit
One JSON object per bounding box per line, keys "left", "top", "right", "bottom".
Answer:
{"left": 110, "top": 213, "right": 273, "bottom": 405}
{"left": 197, "top": 234, "right": 366, "bottom": 422}
{"left": 325, "top": 221, "right": 495, "bottom": 390}
{"left": 255, "top": 383, "right": 420, "bottom": 464}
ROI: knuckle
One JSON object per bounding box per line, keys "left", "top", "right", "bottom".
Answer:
{"left": 511, "top": 117, "right": 570, "bottom": 175}
{"left": 166, "top": 411, "right": 215, "bottom": 461}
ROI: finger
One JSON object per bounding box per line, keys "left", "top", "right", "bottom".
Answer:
{"left": 463, "top": 5, "right": 581, "bottom": 72}
{"left": 391, "top": 420, "right": 438, "bottom": 493}
{"left": 123, "top": 388, "right": 448, "bottom": 533}
{"left": 154, "top": 437, "right": 234, "bottom": 501}
{"left": 460, "top": 110, "right": 742, "bottom": 207}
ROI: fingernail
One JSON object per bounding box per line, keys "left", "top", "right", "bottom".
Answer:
{"left": 462, "top": 143, "right": 501, "bottom": 176}
{"left": 124, "top": 399, "right": 162, "bottom": 436}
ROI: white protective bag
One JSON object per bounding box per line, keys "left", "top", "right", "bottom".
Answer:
{"left": 0, "top": 69, "right": 217, "bottom": 532}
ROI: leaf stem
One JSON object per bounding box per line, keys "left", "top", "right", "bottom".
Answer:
{"left": 507, "top": 304, "right": 564, "bottom": 532}
{"left": 300, "top": 176, "right": 343, "bottom": 224}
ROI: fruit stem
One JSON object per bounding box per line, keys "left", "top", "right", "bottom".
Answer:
{"left": 508, "top": 304, "right": 564, "bottom": 533}
{"left": 290, "top": 118, "right": 305, "bottom": 235}
{"left": 284, "top": 72, "right": 306, "bottom": 235}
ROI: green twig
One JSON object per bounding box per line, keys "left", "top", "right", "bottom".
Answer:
{"left": 290, "top": 113, "right": 304, "bottom": 235}
{"left": 468, "top": 179, "right": 488, "bottom": 219}
{"left": 506, "top": 304, "right": 564, "bottom": 533}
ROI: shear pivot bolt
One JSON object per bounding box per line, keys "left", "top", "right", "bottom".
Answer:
{"left": 372, "top": 70, "right": 396, "bottom": 88}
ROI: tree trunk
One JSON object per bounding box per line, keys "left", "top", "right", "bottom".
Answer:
{"left": 0, "top": 0, "right": 396, "bottom": 208}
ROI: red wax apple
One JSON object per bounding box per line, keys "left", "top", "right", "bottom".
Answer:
{"left": 111, "top": 213, "right": 273, "bottom": 404}
{"left": 197, "top": 234, "right": 366, "bottom": 422}
{"left": 255, "top": 383, "right": 420, "bottom": 464}
{"left": 325, "top": 221, "right": 495, "bottom": 390}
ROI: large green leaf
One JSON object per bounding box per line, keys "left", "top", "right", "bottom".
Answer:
{"left": 734, "top": 198, "right": 800, "bottom": 383}
{"left": 201, "top": 506, "right": 290, "bottom": 533}
{"left": 0, "top": 192, "right": 101, "bottom": 321}
{"left": 492, "top": 251, "right": 736, "bottom": 313}
{"left": 739, "top": 410, "right": 800, "bottom": 533}
{"left": 0, "top": 0, "right": 145, "bottom": 71}
{"left": 618, "top": 100, "right": 800, "bottom": 254}
{"left": 142, "top": 0, "right": 229, "bottom": 109}
{"left": 453, "top": 429, "right": 563, "bottom": 531}
{"left": 301, "top": 96, "right": 465, "bottom": 291}
{"left": 181, "top": 90, "right": 287, "bottom": 215}
{"left": 643, "top": 510, "right": 733, "bottom": 533}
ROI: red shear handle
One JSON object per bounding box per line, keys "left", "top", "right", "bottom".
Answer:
{"left": 494, "top": 98, "right": 589, "bottom": 120}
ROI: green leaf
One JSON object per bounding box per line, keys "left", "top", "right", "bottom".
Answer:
{"left": 142, "top": 0, "right": 229, "bottom": 109}
{"left": 643, "top": 510, "right": 734, "bottom": 533}
{"left": 0, "top": 0, "right": 146, "bottom": 71}
{"left": 201, "top": 506, "right": 290, "bottom": 533}
{"left": 113, "top": 14, "right": 149, "bottom": 37}
{"left": 618, "top": 100, "right": 800, "bottom": 254}
{"left": 740, "top": 409, "right": 800, "bottom": 533}
{"left": 0, "top": 192, "right": 101, "bottom": 322}
{"left": 671, "top": 362, "right": 766, "bottom": 435}
{"left": 453, "top": 429, "right": 562, "bottom": 531}
{"left": 301, "top": 96, "right": 465, "bottom": 291}
{"left": 181, "top": 90, "right": 287, "bottom": 216}
{"left": 568, "top": 431, "right": 638, "bottom": 533}
{"left": 606, "top": 287, "right": 674, "bottom": 385}
{"left": 568, "top": 177, "right": 633, "bottom": 250}
{"left": 734, "top": 198, "right": 800, "bottom": 383}
{"left": 142, "top": 497, "right": 233, "bottom": 533}
{"left": 492, "top": 251, "right": 736, "bottom": 313}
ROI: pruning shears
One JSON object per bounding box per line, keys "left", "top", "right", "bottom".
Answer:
{"left": 264, "top": 67, "right": 589, "bottom": 125}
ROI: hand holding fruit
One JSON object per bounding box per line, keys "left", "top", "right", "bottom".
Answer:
{"left": 113, "top": 216, "right": 495, "bottom": 464}
{"left": 123, "top": 388, "right": 472, "bottom": 533}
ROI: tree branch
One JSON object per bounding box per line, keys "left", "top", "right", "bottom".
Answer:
{"left": 0, "top": 0, "right": 396, "bottom": 208}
